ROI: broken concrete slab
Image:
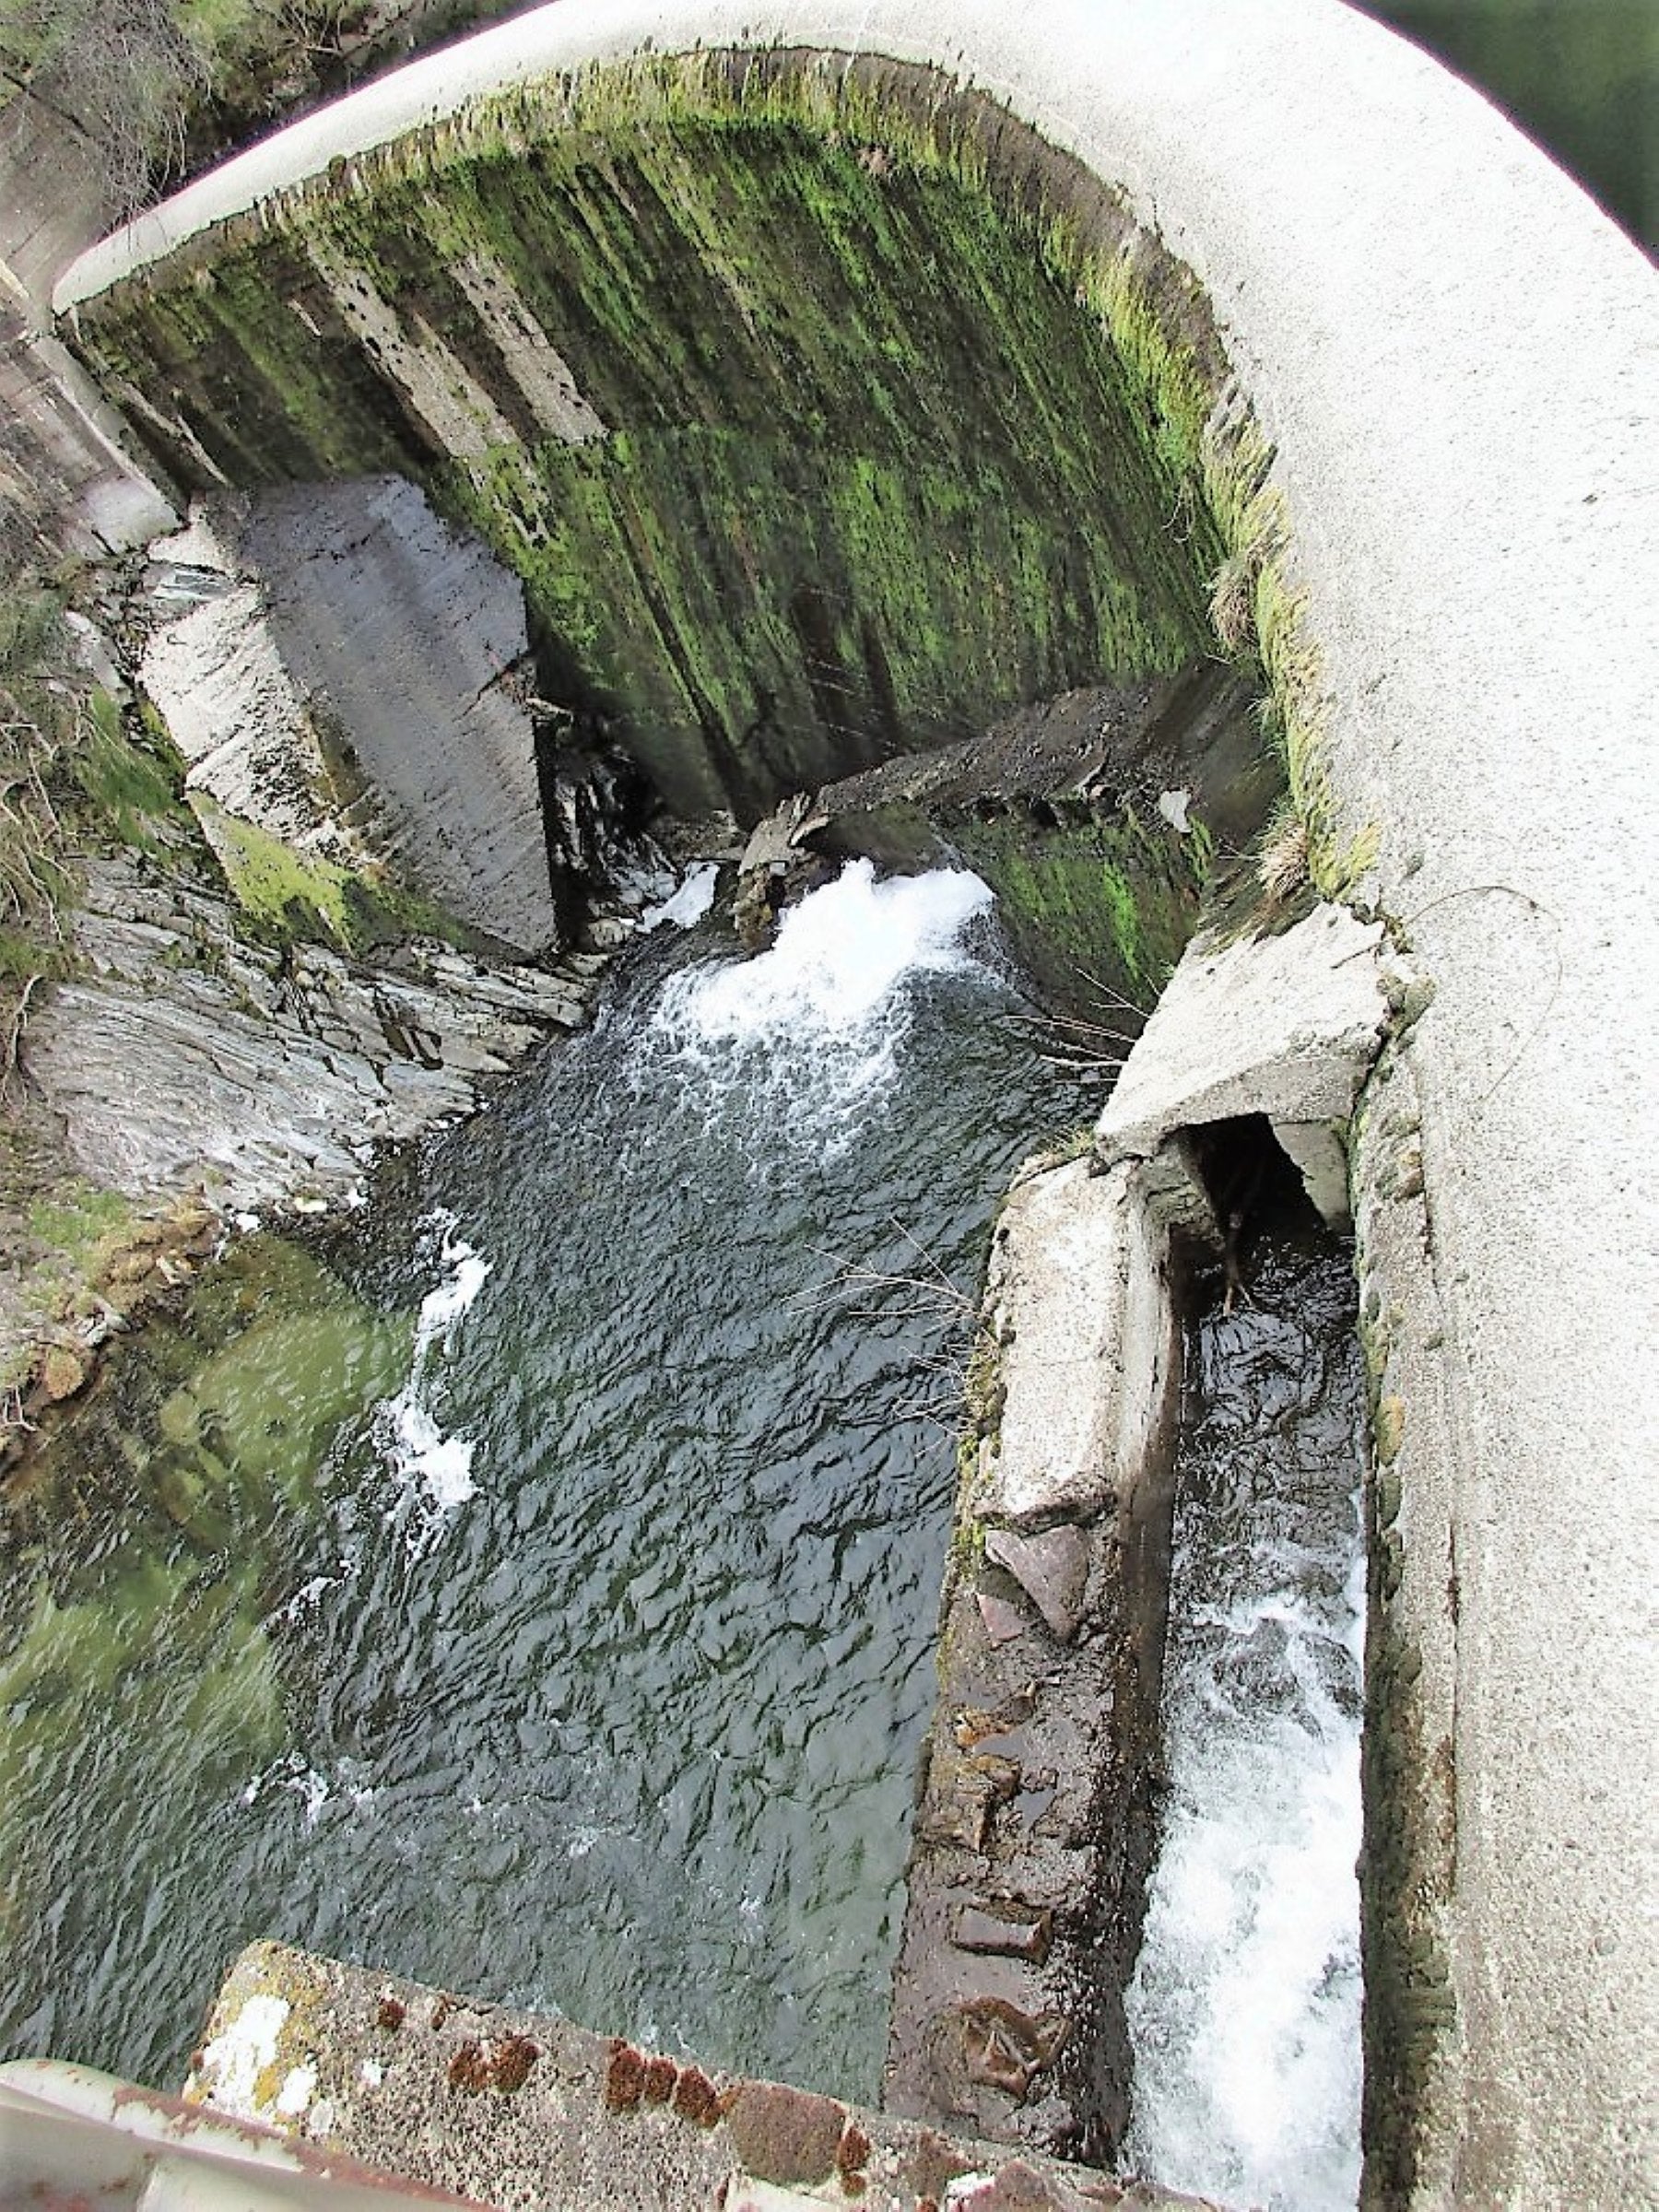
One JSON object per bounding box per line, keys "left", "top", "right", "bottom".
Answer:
{"left": 968, "top": 1157, "right": 1194, "bottom": 1533}
{"left": 890, "top": 1151, "right": 1200, "bottom": 2161}
{"left": 1095, "top": 902, "right": 1392, "bottom": 1226}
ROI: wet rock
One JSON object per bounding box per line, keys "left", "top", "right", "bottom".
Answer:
{"left": 737, "top": 794, "right": 828, "bottom": 875}
{"left": 958, "top": 2001, "right": 1070, "bottom": 2102}
{"left": 952, "top": 1688, "right": 1037, "bottom": 1748}
{"left": 917, "top": 1745, "right": 1021, "bottom": 1854}
{"left": 733, "top": 865, "right": 783, "bottom": 951}
{"left": 26, "top": 857, "right": 595, "bottom": 1214}
{"left": 730, "top": 793, "right": 838, "bottom": 951}
{"left": 953, "top": 1906, "right": 1053, "bottom": 1965}
{"left": 984, "top": 1526, "right": 1089, "bottom": 1643}
{"left": 977, "top": 1592, "right": 1028, "bottom": 1648}
{"left": 944, "top": 2159, "right": 1125, "bottom": 2209}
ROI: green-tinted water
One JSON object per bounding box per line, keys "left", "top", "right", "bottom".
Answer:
{"left": 0, "top": 867, "right": 1088, "bottom": 2100}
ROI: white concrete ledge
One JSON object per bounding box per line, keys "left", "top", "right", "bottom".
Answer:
{"left": 1097, "top": 903, "right": 1390, "bottom": 1206}
{"left": 973, "top": 1157, "right": 1184, "bottom": 1532}
{"left": 47, "top": 3, "right": 1659, "bottom": 2203}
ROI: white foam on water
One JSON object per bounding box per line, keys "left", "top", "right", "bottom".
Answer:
{"left": 648, "top": 860, "right": 994, "bottom": 1149}
{"left": 376, "top": 1208, "right": 489, "bottom": 1517}
{"left": 1124, "top": 1488, "right": 1364, "bottom": 2211}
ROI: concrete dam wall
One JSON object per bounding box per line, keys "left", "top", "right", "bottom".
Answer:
{"left": 45, "top": 3, "right": 1659, "bottom": 2207}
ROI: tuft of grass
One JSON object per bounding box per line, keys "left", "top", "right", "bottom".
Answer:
{"left": 1257, "top": 805, "right": 1311, "bottom": 905}
{"left": 26, "top": 1181, "right": 134, "bottom": 1262}
{"left": 0, "top": 592, "right": 80, "bottom": 1086}
{"left": 73, "top": 687, "right": 193, "bottom": 852}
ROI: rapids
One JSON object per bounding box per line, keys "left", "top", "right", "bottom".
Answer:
{"left": 1123, "top": 1214, "right": 1367, "bottom": 2210}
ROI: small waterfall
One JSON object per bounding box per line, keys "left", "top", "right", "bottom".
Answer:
{"left": 648, "top": 858, "right": 994, "bottom": 1150}
{"left": 1124, "top": 1232, "right": 1366, "bottom": 2212}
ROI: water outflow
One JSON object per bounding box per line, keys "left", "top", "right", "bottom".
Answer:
{"left": 650, "top": 860, "right": 996, "bottom": 1150}
{"left": 1124, "top": 1225, "right": 1366, "bottom": 2212}
{"left": 0, "top": 865, "right": 1088, "bottom": 2102}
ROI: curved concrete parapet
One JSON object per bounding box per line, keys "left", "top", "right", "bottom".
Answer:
{"left": 49, "top": 3, "right": 1659, "bottom": 2204}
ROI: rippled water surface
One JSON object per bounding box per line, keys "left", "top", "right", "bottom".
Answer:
{"left": 0, "top": 865, "right": 1088, "bottom": 2100}
{"left": 1124, "top": 1218, "right": 1366, "bottom": 2211}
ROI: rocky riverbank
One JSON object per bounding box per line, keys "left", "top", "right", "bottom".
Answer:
{"left": 0, "top": 479, "right": 665, "bottom": 1472}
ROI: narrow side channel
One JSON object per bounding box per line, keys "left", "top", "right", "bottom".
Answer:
{"left": 1124, "top": 1123, "right": 1366, "bottom": 2210}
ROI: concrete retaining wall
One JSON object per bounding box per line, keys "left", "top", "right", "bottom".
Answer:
{"left": 173, "top": 1942, "right": 1213, "bottom": 2212}
{"left": 45, "top": 2, "right": 1659, "bottom": 2204}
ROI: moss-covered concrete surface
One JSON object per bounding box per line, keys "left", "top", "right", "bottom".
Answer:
{"left": 810, "top": 667, "right": 1277, "bottom": 1029}
{"left": 64, "top": 54, "right": 1231, "bottom": 820}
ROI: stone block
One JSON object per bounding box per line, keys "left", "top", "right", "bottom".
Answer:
{"left": 974, "top": 1159, "right": 1181, "bottom": 1533}
{"left": 1096, "top": 902, "right": 1389, "bottom": 1223}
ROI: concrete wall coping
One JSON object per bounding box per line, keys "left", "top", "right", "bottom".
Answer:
{"left": 47, "top": 3, "right": 1659, "bottom": 2202}
{"left": 173, "top": 1941, "right": 1213, "bottom": 2212}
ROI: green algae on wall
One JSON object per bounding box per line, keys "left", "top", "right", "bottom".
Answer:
{"left": 951, "top": 804, "right": 1206, "bottom": 1025}
{"left": 70, "top": 55, "right": 1221, "bottom": 820}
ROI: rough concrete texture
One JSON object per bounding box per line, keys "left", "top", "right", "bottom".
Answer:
{"left": 0, "top": 93, "right": 176, "bottom": 556}
{"left": 26, "top": 856, "right": 596, "bottom": 1211}
{"left": 888, "top": 1154, "right": 1214, "bottom": 2164}
{"left": 189, "top": 1941, "right": 1207, "bottom": 2212}
{"left": 147, "top": 482, "right": 564, "bottom": 955}
{"left": 450, "top": 247, "right": 610, "bottom": 444}
{"left": 1347, "top": 1037, "right": 1465, "bottom": 2202}
{"left": 969, "top": 1157, "right": 1206, "bottom": 1533}
{"left": 46, "top": 0, "right": 1659, "bottom": 2200}
{"left": 1096, "top": 902, "right": 1392, "bottom": 1227}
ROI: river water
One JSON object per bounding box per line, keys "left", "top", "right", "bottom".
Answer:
{"left": 0, "top": 862, "right": 1090, "bottom": 2101}
{"left": 1124, "top": 1212, "right": 1367, "bottom": 2210}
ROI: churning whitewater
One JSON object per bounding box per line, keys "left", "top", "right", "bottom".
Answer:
{"left": 377, "top": 1208, "right": 491, "bottom": 1519}
{"left": 650, "top": 859, "right": 996, "bottom": 1150}
{"left": 1124, "top": 1233, "right": 1366, "bottom": 2212}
